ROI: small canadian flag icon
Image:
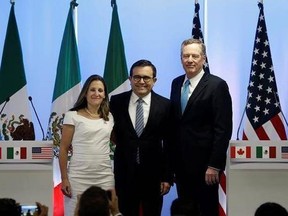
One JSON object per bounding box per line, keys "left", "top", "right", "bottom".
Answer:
{"left": 230, "top": 146, "right": 251, "bottom": 158}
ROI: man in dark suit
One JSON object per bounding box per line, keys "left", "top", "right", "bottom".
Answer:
{"left": 170, "top": 39, "right": 233, "bottom": 216}
{"left": 110, "top": 59, "right": 173, "bottom": 216}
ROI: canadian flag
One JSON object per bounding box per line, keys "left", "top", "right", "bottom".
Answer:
{"left": 230, "top": 146, "right": 251, "bottom": 158}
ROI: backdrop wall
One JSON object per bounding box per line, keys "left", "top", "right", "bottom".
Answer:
{"left": 1, "top": 0, "right": 287, "bottom": 215}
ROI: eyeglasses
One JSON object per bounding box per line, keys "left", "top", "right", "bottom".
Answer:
{"left": 132, "top": 75, "right": 154, "bottom": 83}
{"left": 182, "top": 54, "right": 202, "bottom": 60}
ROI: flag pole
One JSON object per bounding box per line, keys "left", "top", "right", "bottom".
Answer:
{"left": 203, "top": 0, "right": 208, "bottom": 45}
{"left": 111, "top": 0, "right": 116, "bottom": 7}
{"left": 71, "top": 0, "right": 78, "bottom": 42}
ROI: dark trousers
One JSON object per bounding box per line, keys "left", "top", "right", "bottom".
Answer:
{"left": 176, "top": 175, "right": 219, "bottom": 216}
{"left": 116, "top": 164, "right": 163, "bottom": 216}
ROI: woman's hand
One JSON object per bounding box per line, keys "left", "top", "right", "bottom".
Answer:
{"left": 61, "top": 179, "right": 72, "bottom": 198}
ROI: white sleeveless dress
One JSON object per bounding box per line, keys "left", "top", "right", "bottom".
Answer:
{"left": 63, "top": 111, "right": 114, "bottom": 216}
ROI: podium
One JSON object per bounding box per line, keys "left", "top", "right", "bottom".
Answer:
{"left": 227, "top": 140, "right": 288, "bottom": 216}
{"left": 0, "top": 141, "right": 53, "bottom": 216}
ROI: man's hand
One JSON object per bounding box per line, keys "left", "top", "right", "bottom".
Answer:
{"left": 160, "top": 182, "right": 171, "bottom": 195}
{"left": 205, "top": 167, "right": 219, "bottom": 185}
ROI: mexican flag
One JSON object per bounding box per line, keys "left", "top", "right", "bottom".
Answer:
{"left": 103, "top": 0, "right": 129, "bottom": 97}
{"left": 103, "top": 0, "right": 129, "bottom": 161}
{"left": 7, "top": 147, "right": 27, "bottom": 159}
{"left": 0, "top": 3, "right": 34, "bottom": 141}
{"left": 256, "top": 146, "right": 276, "bottom": 159}
{"left": 46, "top": 2, "right": 81, "bottom": 216}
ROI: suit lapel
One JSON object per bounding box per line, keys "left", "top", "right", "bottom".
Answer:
{"left": 123, "top": 91, "right": 136, "bottom": 134}
{"left": 176, "top": 76, "right": 185, "bottom": 117}
{"left": 184, "top": 73, "right": 209, "bottom": 112}
{"left": 144, "top": 92, "right": 157, "bottom": 132}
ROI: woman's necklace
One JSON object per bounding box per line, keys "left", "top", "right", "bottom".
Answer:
{"left": 85, "top": 108, "right": 99, "bottom": 118}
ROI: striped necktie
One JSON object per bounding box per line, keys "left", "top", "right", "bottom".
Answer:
{"left": 181, "top": 80, "right": 190, "bottom": 113}
{"left": 135, "top": 98, "right": 144, "bottom": 137}
{"left": 135, "top": 98, "right": 144, "bottom": 164}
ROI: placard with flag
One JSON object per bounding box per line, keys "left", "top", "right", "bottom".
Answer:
{"left": 0, "top": 141, "right": 53, "bottom": 163}
{"left": 0, "top": 2, "right": 35, "bottom": 141}
{"left": 46, "top": 1, "right": 81, "bottom": 216}
{"left": 281, "top": 146, "right": 288, "bottom": 159}
{"left": 256, "top": 146, "right": 276, "bottom": 158}
{"left": 7, "top": 147, "right": 27, "bottom": 159}
{"left": 230, "top": 146, "right": 251, "bottom": 159}
{"left": 32, "top": 146, "right": 53, "bottom": 159}
{"left": 230, "top": 140, "right": 288, "bottom": 162}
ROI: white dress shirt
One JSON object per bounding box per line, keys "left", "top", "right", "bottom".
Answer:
{"left": 128, "top": 92, "right": 151, "bottom": 129}
{"left": 182, "top": 69, "right": 205, "bottom": 98}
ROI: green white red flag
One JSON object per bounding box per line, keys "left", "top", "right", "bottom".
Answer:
{"left": 46, "top": 2, "right": 81, "bottom": 216}
{"left": 0, "top": 3, "right": 35, "bottom": 141}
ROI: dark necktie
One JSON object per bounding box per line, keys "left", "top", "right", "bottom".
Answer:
{"left": 135, "top": 98, "right": 144, "bottom": 136}
{"left": 135, "top": 98, "right": 144, "bottom": 163}
{"left": 181, "top": 80, "right": 190, "bottom": 113}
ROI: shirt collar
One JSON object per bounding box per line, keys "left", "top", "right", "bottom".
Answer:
{"left": 183, "top": 69, "right": 205, "bottom": 86}
{"left": 131, "top": 91, "right": 151, "bottom": 105}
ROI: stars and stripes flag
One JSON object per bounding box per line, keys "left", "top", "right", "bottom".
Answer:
{"left": 242, "top": 1, "right": 287, "bottom": 141}
{"left": 192, "top": 2, "right": 225, "bottom": 215}
{"left": 32, "top": 146, "right": 53, "bottom": 159}
{"left": 192, "top": 2, "right": 210, "bottom": 74}
{"left": 281, "top": 146, "right": 288, "bottom": 159}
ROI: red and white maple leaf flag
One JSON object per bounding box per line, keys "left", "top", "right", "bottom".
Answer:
{"left": 230, "top": 146, "right": 252, "bottom": 158}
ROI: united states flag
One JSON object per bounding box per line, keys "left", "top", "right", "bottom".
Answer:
{"left": 32, "top": 147, "right": 53, "bottom": 159}
{"left": 192, "top": 3, "right": 225, "bottom": 216}
{"left": 242, "top": 2, "right": 287, "bottom": 141}
{"left": 192, "top": 2, "right": 210, "bottom": 74}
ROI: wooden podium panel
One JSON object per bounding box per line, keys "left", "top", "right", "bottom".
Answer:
{"left": 227, "top": 141, "right": 288, "bottom": 216}
{"left": 0, "top": 141, "right": 53, "bottom": 216}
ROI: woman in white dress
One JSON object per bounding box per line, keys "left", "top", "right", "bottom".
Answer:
{"left": 59, "top": 75, "right": 114, "bottom": 216}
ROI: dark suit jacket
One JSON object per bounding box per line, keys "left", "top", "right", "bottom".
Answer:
{"left": 170, "top": 72, "right": 233, "bottom": 181}
{"left": 110, "top": 90, "right": 173, "bottom": 195}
